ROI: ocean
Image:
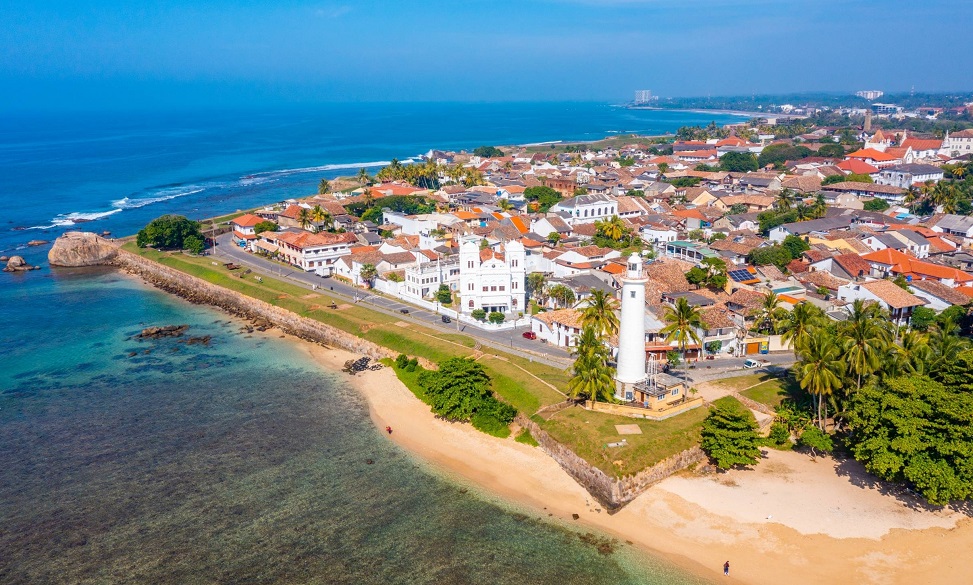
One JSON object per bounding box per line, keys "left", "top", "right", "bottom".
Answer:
{"left": 0, "top": 103, "right": 737, "bottom": 583}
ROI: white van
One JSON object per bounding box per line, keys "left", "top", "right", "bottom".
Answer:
{"left": 743, "top": 359, "right": 762, "bottom": 369}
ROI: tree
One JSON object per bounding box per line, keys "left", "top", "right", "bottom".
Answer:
{"left": 797, "top": 329, "right": 845, "bottom": 430}
{"left": 527, "top": 273, "right": 548, "bottom": 303}
{"left": 573, "top": 187, "right": 589, "bottom": 196}
{"left": 701, "top": 401, "right": 762, "bottom": 469}
{"left": 548, "top": 284, "right": 575, "bottom": 308}
{"left": 471, "top": 308, "right": 487, "bottom": 321}
{"left": 661, "top": 297, "right": 703, "bottom": 379}
{"left": 436, "top": 284, "right": 452, "bottom": 305}
{"left": 473, "top": 146, "right": 504, "bottom": 158}
{"left": 846, "top": 375, "right": 973, "bottom": 505}
{"left": 356, "top": 168, "right": 372, "bottom": 186}
{"left": 568, "top": 326, "right": 616, "bottom": 403}
{"left": 845, "top": 173, "right": 875, "bottom": 184}
{"left": 311, "top": 205, "right": 331, "bottom": 231}
{"left": 774, "top": 188, "right": 796, "bottom": 212}
{"left": 728, "top": 203, "right": 749, "bottom": 215}
{"left": 686, "top": 266, "right": 707, "bottom": 289}
{"left": 254, "top": 220, "right": 278, "bottom": 235}
{"left": 753, "top": 291, "right": 787, "bottom": 334}
{"left": 781, "top": 234, "right": 810, "bottom": 258}
{"left": 547, "top": 231, "right": 561, "bottom": 245}
{"left": 318, "top": 178, "right": 331, "bottom": 194}
{"left": 910, "top": 306, "right": 937, "bottom": 331}
{"left": 747, "top": 244, "right": 793, "bottom": 269}
{"left": 358, "top": 263, "right": 377, "bottom": 286}
{"left": 657, "top": 162, "right": 669, "bottom": 174}
{"left": 524, "top": 186, "right": 562, "bottom": 212}
{"left": 700, "top": 257, "right": 728, "bottom": 290}
{"left": 183, "top": 235, "right": 204, "bottom": 255}
{"left": 822, "top": 174, "right": 846, "bottom": 186}
{"left": 817, "top": 143, "right": 845, "bottom": 158}
{"left": 488, "top": 311, "right": 505, "bottom": 324}
{"left": 719, "top": 151, "right": 759, "bottom": 173}
{"left": 781, "top": 302, "right": 823, "bottom": 353}
{"left": 297, "top": 207, "right": 313, "bottom": 231}
{"left": 758, "top": 144, "right": 812, "bottom": 168}
{"left": 136, "top": 215, "right": 205, "bottom": 251}
{"left": 581, "top": 289, "right": 620, "bottom": 339}
{"left": 417, "top": 358, "right": 516, "bottom": 428}
{"left": 797, "top": 426, "right": 834, "bottom": 457}
{"left": 595, "top": 215, "right": 628, "bottom": 242}
{"left": 863, "top": 198, "right": 890, "bottom": 212}
{"left": 840, "top": 299, "right": 892, "bottom": 392}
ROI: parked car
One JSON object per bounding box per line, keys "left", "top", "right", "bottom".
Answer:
{"left": 441, "top": 315, "right": 451, "bottom": 323}
{"left": 743, "top": 358, "right": 768, "bottom": 369}
{"left": 399, "top": 308, "right": 410, "bottom": 314}
{"left": 522, "top": 331, "right": 537, "bottom": 340}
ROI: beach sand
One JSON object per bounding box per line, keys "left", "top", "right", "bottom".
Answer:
{"left": 291, "top": 338, "right": 972, "bottom": 585}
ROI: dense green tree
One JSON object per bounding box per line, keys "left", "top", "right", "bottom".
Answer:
{"left": 781, "top": 302, "right": 824, "bottom": 353}
{"left": 548, "top": 284, "right": 576, "bottom": 308}
{"left": 846, "top": 375, "right": 973, "bottom": 505}
{"left": 822, "top": 174, "right": 846, "bottom": 186}
{"left": 701, "top": 256, "right": 728, "bottom": 290}
{"left": 254, "top": 220, "right": 278, "bottom": 235}
{"left": 527, "top": 272, "right": 548, "bottom": 303}
{"left": 747, "top": 244, "right": 793, "bottom": 268}
{"left": 417, "top": 358, "right": 516, "bottom": 428}
{"left": 781, "top": 234, "right": 810, "bottom": 259}
{"left": 719, "top": 151, "right": 759, "bottom": 173}
{"left": 817, "top": 143, "right": 845, "bottom": 158}
{"left": 863, "top": 198, "right": 890, "bottom": 211}
{"left": 669, "top": 177, "right": 702, "bottom": 188}
{"left": 701, "top": 401, "right": 762, "bottom": 469}
{"left": 910, "top": 307, "right": 937, "bottom": 331}
{"left": 758, "top": 144, "right": 812, "bottom": 168}
{"left": 841, "top": 300, "right": 892, "bottom": 392}
{"left": 524, "top": 186, "right": 563, "bottom": 212}
{"left": 136, "top": 215, "right": 205, "bottom": 251}
{"left": 473, "top": 146, "right": 504, "bottom": 158}
{"left": 845, "top": 173, "right": 875, "bottom": 183}
{"left": 753, "top": 291, "right": 788, "bottom": 334}
{"left": 686, "top": 266, "right": 707, "bottom": 289}
{"left": 595, "top": 215, "right": 629, "bottom": 242}
{"left": 797, "top": 426, "right": 834, "bottom": 457}
{"left": 436, "top": 284, "right": 452, "bottom": 305}
{"left": 728, "top": 203, "right": 749, "bottom": 215}
{"left": 471, "top": 308, "right": 487, "bottom": 321}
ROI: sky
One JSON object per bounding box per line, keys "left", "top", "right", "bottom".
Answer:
{"left": 2, "top": 0, "right": 971, "bottom": 110}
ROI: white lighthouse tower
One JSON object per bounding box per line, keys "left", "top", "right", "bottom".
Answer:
{"left": 615, "top": 253, "right": 648, "bottom": 401}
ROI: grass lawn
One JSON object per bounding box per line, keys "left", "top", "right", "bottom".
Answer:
{"left": 539, "top": 403, "right": 713, "bottom": 478}
{"left": 706, "top": 374, "right": 767, "bottom": 393}
{"left": 741, "top": 379, "right": 789, "bottom": 408}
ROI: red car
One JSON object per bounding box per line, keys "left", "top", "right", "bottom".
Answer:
{"left": 522, "top": 331, "right": 537, "bottom": 340}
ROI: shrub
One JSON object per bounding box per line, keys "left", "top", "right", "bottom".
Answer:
{"left": 471, "top": 308, "right": 487, "bottom": 321}
{"left": 769, "top": 422, "right": 791, "bottom": 445}
{"left": 395, "top": 354, "right": 409, "bottom": 369}
{"left": 488, "top": 311, "right": 505, "bottom": 324}
{"left": 797, "top": 426, "right": 833, "bottom": 457}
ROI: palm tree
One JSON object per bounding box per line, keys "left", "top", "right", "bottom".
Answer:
{"left": 497, "top": 198, "right": 513, "bottom": 212}
{"left": 356, "top": 168, "right": 372, "bottom": 186}
{"left": 753, "top": 291, "right": 786, "bottom": 334}
{"left": 318, "top": 178, "right": 331, "bottom": 195}
{"left": 774, "top": 188, "right": 795, "bottom": 212}
{"left": 811, "top": 194, "right": 827, "bottom": 219}
{"left": 885, "top": 330, "right": 930, "bottom": 378}
{"left": 311, "top": 205, "right": 329, "bottom": 232}
{"left": 595, "top": 215, "right": 627, "bottom": 242}
{"left": 581, "top": 289, "right": 620, "bottom": 339}
{"left": 657, "top": 162, "right": 669, "bottom": 175}
{"left": 661, "top": 297, "right": 703, "bottom": 380}
{"left": 363, "top": 188, "right": 374, "bottom": 209}
{"left": 797, "top": 329, "right": 845, "bottom": 430}
{"left": 781, "top": 302, "right": 823, "bottom": 354}
{"left": 840, "top": 299, "right": 891, "bottom": 392}
{"left": 927, "top": 317, "right": 970, "bottom": 372}
{"left": 568, "top": 326, "right": 616, "bottom": 403}
{"left": 358, "top": 263, "right": 377, "bottom": 288}
{"left": 297, "top": 207, "right": 313, "bottom": 231}
{"left": 527, "top": 273, "right": 548, "bottom": 304}
{"left": 953, "top": 165, "right": 967, "bottom": 180}
{"left": 548, "top": 284, "right": 575, "bottom": 308}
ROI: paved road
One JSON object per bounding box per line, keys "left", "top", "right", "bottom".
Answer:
{"left": 212, "top": 235, "right": 573, "bottom": 367}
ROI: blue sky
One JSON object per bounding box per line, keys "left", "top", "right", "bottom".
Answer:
{"left": 2, "top": 0, "right": 970, "bottom": 109}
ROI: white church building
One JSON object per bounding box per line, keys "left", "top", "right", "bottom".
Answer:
{"left": 458, "top": 236, "right": 527, "bottom": 315}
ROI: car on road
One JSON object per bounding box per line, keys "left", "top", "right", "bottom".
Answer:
{"left": 522, "top": 331, "right": 537, "bottom": 340}
{"left": 399, "top": 308, "right": 410, "bottom": 314}
{"left": 441, "top": 315, "right": 451, "bottom": 323}
{"left": 743, "top": 358, "right": 768, "bottom": 369}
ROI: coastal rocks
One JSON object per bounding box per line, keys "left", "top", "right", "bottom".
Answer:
{"left": 3, "top": 256, "right": 40, "bottom": 272}
{"left": 48, "top": 231, "right": 118, "bottom": 267}
{"left": 342, "top": 357, "right": 382, "bottom": 375}
{"left": 27, "top": 240, "right": 49, "bottom": 247}
{"left": 137, "top": 325, "right": 190, "bottom": 339}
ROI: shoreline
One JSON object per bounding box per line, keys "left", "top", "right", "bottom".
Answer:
{"left": 278, "top": 331, "right": 971, "bottom": 585}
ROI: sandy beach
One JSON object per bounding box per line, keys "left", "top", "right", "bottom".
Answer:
{"left": 289, "top": 337, "right": 972, "bottom": 585}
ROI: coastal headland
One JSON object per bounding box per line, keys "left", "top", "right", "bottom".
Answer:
{"left": 47, "top": 231, "right": 973, "bottom": 584}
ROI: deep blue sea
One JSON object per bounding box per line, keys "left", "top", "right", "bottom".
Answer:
{"left": 0, "top": 103, "right": 736, "bottom": 584}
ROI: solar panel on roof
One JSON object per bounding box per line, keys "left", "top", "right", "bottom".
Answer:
{"left": 728, "top": 269, "right": 757, "bottom": 282}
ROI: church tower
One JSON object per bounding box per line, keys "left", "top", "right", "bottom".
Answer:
{"left": 615, "top": 253, "right": 648, "bottom": 401}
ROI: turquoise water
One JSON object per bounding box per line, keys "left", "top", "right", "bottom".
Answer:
{"left": 0, "top": 103, "right": 729, "bottom": 583}
{"left": 0, "top": 270, "right": 710, "bottom": 584}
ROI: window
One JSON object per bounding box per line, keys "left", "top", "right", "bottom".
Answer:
{"left": 468, "top": 283, "right": 474, "bottom": 291}
{"left": 469, "top": 300, "right": 474, "bottom": 308}
{"left": 512, "top": 282, "right": 517, "bottom": 289}
{"left": 483, "top": 286, "right": 489, "bottom": 292}
{"left": 630, "top": 291, "right": 636, "bottom": 298}
{"left": 499, "top": 286, "right": 505, "bottom": 291}
{"left": 491, "top": 286, "right": 497, "bottom": 292}
{"left": 468, "top": 261, "right": 474, "bottom": 268}
{"left": 671, "top": 389, "right": 679, "bottom": 396}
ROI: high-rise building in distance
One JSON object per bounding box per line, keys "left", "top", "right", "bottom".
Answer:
{"left": 856, "top": 90, "right": 884, "bottom": 100}
{"left": 634, "top": 90, "right": 653, "bottom": 104}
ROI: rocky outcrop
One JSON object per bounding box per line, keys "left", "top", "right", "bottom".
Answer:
{"left": 48, "top": 231, "right": 118, "bottom": 267}
{"left": 137, "top": 325, "right": 190, "bottom": 339}
{"left": 27, "top": 240, "right": 49, "bottom": 247}
{"left": 3, "top": 256, "right": 39, "bottom": 272}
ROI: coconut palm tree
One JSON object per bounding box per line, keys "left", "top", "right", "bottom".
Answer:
{"left": 840, "top": 299, "right": 892, "bottom": 392}
{"left": 781, "top": 302, "right": 823, "bottom": 354}
{"left": 527, "top": 273, "right": 548, "bottom": 304}
{"left": 797, "top": 329, "right": 845, "bottom": 430}
{"left": 753, "top": 291, "right": 786, "bottom": 334}
{"left": 356, "top": 168, "right": 372, "bottom": 186}
{"left": 927, "top": 317, "right": 970, "bottom": 372}
{"left": 297, "top": 207, "right": 313, "bottom": 231}
{"left": 311, "top": 205, "right": 329, "bottom": 232}
{"left": 774, "top": 188, "right": 795, "bottom": 212}
{"left": 497, "top": 198, "right": 513, "bottom": 212}
{"left": 661, "top": 297, "right": 703, "bottom": 380}
{"left": 885, "top": 330, "right": 930, "bottom": 378}
{"left": 568, "top": 326, "right": 616, "bottom": 403}
{"left": 358, "top": 263, "right": 377, "bottom": 288}
{"left": 363, "top": 188, "right": 374, "bottom": 209}
{"left": 581, "top": 289, "right": 620, "bottom": 339}
{"left": 548, "top": 284, "right": 575, "bottom": 309}
{"left": 595, "top": 215, "right": 627, "bottom": 242}
{"left": 318, "top": 178, "right": 331, "bottom": 195}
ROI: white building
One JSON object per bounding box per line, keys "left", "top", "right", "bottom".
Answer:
{"left": 941, "top": 129, "right": 973, "bottom": 157}
{"left": 261, "top": 230, "right": 358, "bottom": 276}
{"left": 401, "top": 256, "right": 461, "bottom": 302}
{"left": 876, "top": 164, "right": 944, "bottom": 189}
{"left": 549, "top": 193, "right": 618, "bottom": 224}
{"left": 615, "top": 253, "right": 648, "bottom": 401}
{"left": 458, "top": 236, "right": 526, "bottom": 315}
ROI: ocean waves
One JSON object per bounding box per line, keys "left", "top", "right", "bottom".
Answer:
{"left": 112, "top": 186, "right": 205, "bottom": 210}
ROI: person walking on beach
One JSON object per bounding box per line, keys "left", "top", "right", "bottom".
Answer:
{"left": 723, "top": 561, "right": 730, "bottom": 576}
{"left": 386, "top": 426, "right": 393, "bottom": 435}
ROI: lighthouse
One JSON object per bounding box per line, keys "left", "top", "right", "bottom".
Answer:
{"left": 615, "top": 252, "right": 648, "bottom": 401}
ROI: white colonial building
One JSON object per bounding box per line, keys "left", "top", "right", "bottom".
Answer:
{"left": 261, "top": 230, "right": 358, "bottom": 276}
{"left": 876, "top": 164, "right": 944, "bottom": 189}
{"left": 549, "top": 193, "right": 618, "bottom": 224}
{"left": 458, "top": 236, "right": 527, "bottom": 315}
{"left": 941, "top": 129, "right": 973, "bottom": 157}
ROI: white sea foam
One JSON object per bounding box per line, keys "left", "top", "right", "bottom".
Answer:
{"left": 112, "top": 187, "right": 204, "bottom": 210}
{"left": 27, "top": 209, "right": 124, "bottom": 229}
{"left": 248, "top": 160, "right": 391, "bottom": 179}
